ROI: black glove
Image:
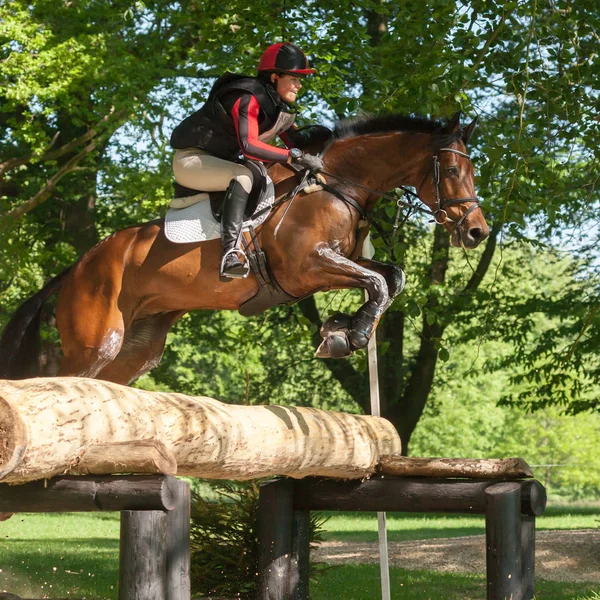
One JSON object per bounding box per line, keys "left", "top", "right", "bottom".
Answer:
{"left": 293, "top": 152, "right": 324, "bottom": 172}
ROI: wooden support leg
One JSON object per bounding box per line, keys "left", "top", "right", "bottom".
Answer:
{"left": 520, "top": 515, "right": 535, "bottom": 600}
{"left": 485, "top": 482, "right": 522, "bottom": 600}
{"left": 291, "top": 510, "right": 310, "bottom": 600}
{"left": 166, "top": 479, "right": 191, "bottom": 600}
{"left": 258, "top": 479, "right": 294, "bottom": 600}
{"left": 119, "top": 510, "right": 167, "bottom": 600}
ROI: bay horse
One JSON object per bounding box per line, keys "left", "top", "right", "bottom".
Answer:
{"left": 0, "top": 111, "right": 489, "bottom": 384}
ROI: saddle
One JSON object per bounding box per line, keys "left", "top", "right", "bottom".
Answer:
{"left": 172, "top": 159, "right": 269, "bottom": 222}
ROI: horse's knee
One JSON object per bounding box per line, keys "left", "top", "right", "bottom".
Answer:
{"left": 367, "top": 272, "right": 389, "bottom": 305}
{"left": 388, "top": 265, "right": 406, "bottom": 298}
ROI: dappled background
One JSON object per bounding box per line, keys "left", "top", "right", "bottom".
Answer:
{"left": 1, "top": 0, "right": 599, "bottom": 500}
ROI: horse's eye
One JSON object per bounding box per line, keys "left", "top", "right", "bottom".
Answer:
{"left": 446, "top": 166, "right": 459, "bottom": 177}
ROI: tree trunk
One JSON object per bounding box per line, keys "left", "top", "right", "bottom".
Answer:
{"left": 388, "top": 226, "right": 450, "bottom": 452}
{"left": 0, "top": 377, "right": 401, "bottom": 484}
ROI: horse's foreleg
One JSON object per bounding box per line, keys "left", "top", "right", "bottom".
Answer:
{"left": 307, "top": 246, "right": 396, "bottom": 359}
{"left": 354, "top": 257, "right": 406, "bottom": 301}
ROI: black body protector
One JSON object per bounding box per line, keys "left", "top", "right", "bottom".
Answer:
{"left": 170, "top": 73, "right": 296, "bottom": 282}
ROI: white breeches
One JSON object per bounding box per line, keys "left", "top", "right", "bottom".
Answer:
{"left": 172, "top": 148, "right": 254, "bottom": 194}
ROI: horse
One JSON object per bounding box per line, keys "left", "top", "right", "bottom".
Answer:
{"left": 0, "top": 111, "right": 489, "bottom": 384}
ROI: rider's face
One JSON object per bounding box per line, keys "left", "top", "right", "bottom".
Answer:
{"left": 272, "top": 73, "right": 303, "bottom": 103}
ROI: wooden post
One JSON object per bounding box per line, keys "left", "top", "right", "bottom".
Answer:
{"left": 166, "top": 479, "right": 191, "bottom": 600}
{"left": 258, "top": 479, "right": 294, "bottom": 600}
{"left": 484, "top": 482, "right": 522, "bottom": 600}
{"left": 290, "top": 510, "right": 310, "bottom": 600}
{"left": 119, "top": 510, "right": 168, "bottom": 600}
{"left": 521, "top": 515, "right": 535, "bottom": 600}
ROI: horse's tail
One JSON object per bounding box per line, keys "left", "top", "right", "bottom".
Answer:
{"left": 0, "top": 268, "right": 71, "bottom": 379}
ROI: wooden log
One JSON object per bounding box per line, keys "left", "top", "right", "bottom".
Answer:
{"left": 293, "top": 476, "right": 546, "bottom": 515}
{"left": 290, "top": 511, "right": 310, "bottom": 600}
{"left": 166, "top": 478, "right": 191, "bottom": 600}
{"left": 258, "top": 479, "right": 294, "bottom": 600}
{"left": 71, "top": 440, "right": 177, "bottom": 476}
{"left": 0, "top": 377, "right": 401, "bottom": 484}
{"left": 0, "top": 476, "right": 179, "bottom": 512}
{"left": 378, "top": 455, "right": 534, "bottom": 479}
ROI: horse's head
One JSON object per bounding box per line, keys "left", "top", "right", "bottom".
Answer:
{"left": 418, "top": 112, "right": 489, "bottom": 248}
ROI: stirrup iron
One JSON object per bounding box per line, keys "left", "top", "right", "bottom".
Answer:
{"left": 219, "top": 248, "right": 250, "bottom": 282}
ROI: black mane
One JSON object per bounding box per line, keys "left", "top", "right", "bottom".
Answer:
{"left": 333, "top": 114, "right": 446, "bottom": 140}
{"left": 290, "top": 114, "right": 458, "bottom": 151}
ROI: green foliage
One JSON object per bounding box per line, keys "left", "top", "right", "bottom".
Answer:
{"left": 189, "top": 480, "right": 259, "bottom": 598}
{"left": 2, "top": 1, "right": 600, "bottom": 468}
{"left": 189, "top": 480, "right": 328, "bottom": 599}
{"left": 410, "top": 298, "right": 600, "bottom": 500}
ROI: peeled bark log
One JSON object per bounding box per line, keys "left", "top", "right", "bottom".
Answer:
{"left": 378, "top": 456, "right": 534, "bottom": 479}
{"left": 0, "top": 378, "right": 401, "bottom": 484}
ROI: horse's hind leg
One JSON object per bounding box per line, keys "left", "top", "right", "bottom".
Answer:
{"left": 57, "top": 311, "right": 124, "bottom": 378}
{"left": 95, "top": 312, "right": 185, "bottom": 385}
{"left": 56, "top": 265, "right": 125, "bottom": 378}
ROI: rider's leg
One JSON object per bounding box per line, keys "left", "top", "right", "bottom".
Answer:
{"left": 172, "top": 148, "right": 253, "bottom": 193}
{"left": 171, "top": 149, "right": 253, "bottom": 281}
{"left": 220, "top": 179, "right": 251, "bottom": 280}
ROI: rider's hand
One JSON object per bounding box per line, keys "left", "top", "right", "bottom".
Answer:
{"left": 292, "top": 152, "right": 324, "bottom": 172}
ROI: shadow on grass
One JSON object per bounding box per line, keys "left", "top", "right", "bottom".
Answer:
{"left": 0, "top": 538, "right": 119, "bottom": 600}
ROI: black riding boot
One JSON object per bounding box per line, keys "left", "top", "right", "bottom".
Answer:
{"left": 220, "top": 179, "right": 250, "bottom": 282}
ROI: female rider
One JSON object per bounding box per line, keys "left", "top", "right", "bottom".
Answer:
{"left": 170, "top": 42, "right": 324, "bottom": 281}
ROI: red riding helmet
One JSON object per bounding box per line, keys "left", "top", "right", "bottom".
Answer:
{"left": 258, "top": 42, "right": 316, "bottom": 76}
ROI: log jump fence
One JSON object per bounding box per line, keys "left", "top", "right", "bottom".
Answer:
{"left": 0, "top": 378, "right": 547, "bottom": 600}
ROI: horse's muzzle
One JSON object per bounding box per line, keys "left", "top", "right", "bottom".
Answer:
{"left": 452, "top": 223, "right": 489, "bottom": 249}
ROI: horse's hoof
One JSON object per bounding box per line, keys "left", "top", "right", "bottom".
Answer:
{"left": 348, "top": 330, "right": 369, "bottom": 350}
{"left": 316, "top": 332, "right": 352, "bottom": 359}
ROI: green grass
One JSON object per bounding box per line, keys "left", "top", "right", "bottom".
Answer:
{"left": 0, "top": 504, "right": 598, "bottom": 599}
{"left": 0, "top": 512, "right": 120, "bottom": 599}
{"left": 311, "top": 566, "right": 600, "bottom": 600}
{"left": 320, "top": 504, "right": 600, "bottom": 543}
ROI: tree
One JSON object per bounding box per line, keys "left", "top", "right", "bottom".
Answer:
{"left": 2, "top": 1, "right": 599, "bottom": 454}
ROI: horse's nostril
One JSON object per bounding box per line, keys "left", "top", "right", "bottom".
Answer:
{"left": 469, "top": 227, "right": 484, "bottom": 240}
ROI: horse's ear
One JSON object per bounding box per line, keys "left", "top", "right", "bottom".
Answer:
{"left": 462, "top": 117, "right": 478, "bottom": 144}
{"left": 446, "top": 111, "right": 462, "bottom": 134}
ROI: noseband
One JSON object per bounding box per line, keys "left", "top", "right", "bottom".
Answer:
{"left": 425, "top": 147, "right": 481, "bottom": 227}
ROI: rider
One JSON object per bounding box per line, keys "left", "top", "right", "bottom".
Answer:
{"left": 170, "top": 42, "right": 324, "bottom": 281}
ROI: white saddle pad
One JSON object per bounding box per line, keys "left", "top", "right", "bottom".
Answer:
{"left": 164, "top": 177, "right": 275, "bottom": 244}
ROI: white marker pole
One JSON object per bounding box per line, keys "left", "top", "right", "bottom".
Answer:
{"left": 363, "top": 233, "right": 391, "bottom": 600}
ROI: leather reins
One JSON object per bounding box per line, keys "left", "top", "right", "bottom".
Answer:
{"left": 317, "top": 146, "right": 481, "bottom": 230}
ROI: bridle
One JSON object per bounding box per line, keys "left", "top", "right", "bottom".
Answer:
{"left": 312, "top": 144, "right": 482, "bottom": 237}
{"left": 268, "top": 140, "right": 483, "bottom": 250}
{"left": 422, "top": 147, "right": 481, "bottom": 227}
